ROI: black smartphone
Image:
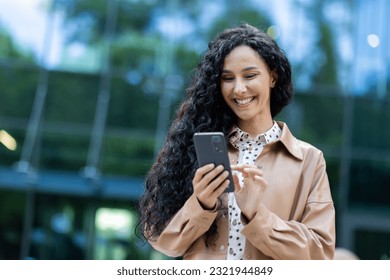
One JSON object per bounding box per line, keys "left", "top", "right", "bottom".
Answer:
{"left": 193, "top": 132, "right": 234, "bottom": 193}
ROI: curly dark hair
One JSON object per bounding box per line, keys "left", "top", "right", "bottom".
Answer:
{"left": 137, "top": 23, "right": 293, "bottom": 247}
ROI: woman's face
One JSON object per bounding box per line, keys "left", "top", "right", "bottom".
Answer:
{"left": 220, "top": 45, "right": 277, "bottom": 128}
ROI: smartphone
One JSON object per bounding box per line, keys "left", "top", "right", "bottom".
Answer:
{"left": 193, "top": 132, "right": 234, "bottom": 192}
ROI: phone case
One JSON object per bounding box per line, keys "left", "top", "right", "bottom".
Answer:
{"left": 193, "top": 132, "right": 234, "bottom": 192}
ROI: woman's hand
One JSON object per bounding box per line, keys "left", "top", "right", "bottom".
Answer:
{"left": 231, "top": 164, "right": 268, "bottom": 220}
{"left": 192, "top": 164, "right": 230, "bottom": 210}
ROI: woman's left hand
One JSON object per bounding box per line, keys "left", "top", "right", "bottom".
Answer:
{"left": 231, "top": 164, "right": 268, "bottom": 220}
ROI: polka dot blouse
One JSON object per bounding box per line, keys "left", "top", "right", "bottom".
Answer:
{"left": 227, "top": 121, "right": 282, "bottom": 260}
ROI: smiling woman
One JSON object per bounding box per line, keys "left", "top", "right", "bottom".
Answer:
{"left": 138, "top": 23, "right": 336, "bottom": 260}
{"left": 220, "top": 45, "right": 277, "bottom": 136}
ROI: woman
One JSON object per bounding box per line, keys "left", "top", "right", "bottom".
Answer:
{"left": 138, "top": 23, "right": 335, "bottom": 260}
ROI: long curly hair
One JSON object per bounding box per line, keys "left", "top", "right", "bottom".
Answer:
{"left": 138, "top": 23, "right": 293, "bottom": 246}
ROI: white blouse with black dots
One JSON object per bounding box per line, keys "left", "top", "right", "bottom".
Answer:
{"left": 227, "top": 121, "right": 282, "bottom": 260}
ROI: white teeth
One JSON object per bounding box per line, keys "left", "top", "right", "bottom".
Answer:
{"left": 235, "top": 97, "right": 253, "bottom": 105}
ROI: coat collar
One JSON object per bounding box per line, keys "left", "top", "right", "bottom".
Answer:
{"left": 276, "top": 121, "right": 304, "bottom": 160}
{"left": 228, "top": 121, "right": 303, "bottom": 161}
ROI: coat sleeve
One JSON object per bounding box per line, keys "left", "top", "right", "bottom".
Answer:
{"left": 148, "top": 193, "right": 218, "bottom": 257}
{"left": 240, "top": 153, "right": 336, "bottom": 260}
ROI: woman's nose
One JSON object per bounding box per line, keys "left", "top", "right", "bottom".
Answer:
{"left": 233, "top": 79, "right": 246, "bottom": 95}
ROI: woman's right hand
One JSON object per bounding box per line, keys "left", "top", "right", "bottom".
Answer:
{"left": 192, "top": 164, "right": 230, "bottom": 210}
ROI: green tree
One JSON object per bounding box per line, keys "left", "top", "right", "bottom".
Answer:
{"left": 0, "top": 26, "right": 35, "bottom": 60}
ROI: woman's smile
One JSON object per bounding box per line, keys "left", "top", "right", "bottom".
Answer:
{"left": 234, "top": 96, "right": 254, "bottom": 106}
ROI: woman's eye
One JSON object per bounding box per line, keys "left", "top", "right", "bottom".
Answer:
{"left": 245, "top": 73, "right": 257, "bottom": 79}
{"left": 222, "top": 76, "right": 234, "bottom": 81}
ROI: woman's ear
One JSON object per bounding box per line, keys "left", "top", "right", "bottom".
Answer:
{"left": 270, "top": 71, "right": 278, "bottom": 88}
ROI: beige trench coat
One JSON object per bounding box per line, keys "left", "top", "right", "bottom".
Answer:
{"left": 149, "top": 121, "right": 336, "bottom": 260}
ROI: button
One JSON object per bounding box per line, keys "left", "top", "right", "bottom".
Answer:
{"left": 220, "top": 245, "right": 225, "bottom": 251}
{"left": 232, "top": 219, "right": 237, "bottom": 226}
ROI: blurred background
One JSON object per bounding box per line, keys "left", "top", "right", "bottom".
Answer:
{"left": 0, "top": 0, "right": 389, "bottom": 260}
